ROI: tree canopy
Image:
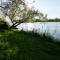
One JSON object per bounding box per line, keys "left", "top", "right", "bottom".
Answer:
{"left": 0, "top": 0, "right": 45, "bottom": 29}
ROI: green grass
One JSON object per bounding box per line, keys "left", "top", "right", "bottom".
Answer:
{"left": 0, "top": 30, "right": 60, "bottom": 60}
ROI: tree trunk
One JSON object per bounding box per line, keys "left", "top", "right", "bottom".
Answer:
{"left": 5, "top": 16, "right": 13, "bottom": 27}
{"left": 5, "top": 16, "right": 21, "bottom": 29}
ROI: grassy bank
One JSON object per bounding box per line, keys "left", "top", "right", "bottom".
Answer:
{"left": 0, "top": 30, "right": 60, "bottom": 60}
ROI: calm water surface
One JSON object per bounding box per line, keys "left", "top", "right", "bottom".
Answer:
{"left": 17, "top": 22, "right": 60, "bottom": 40}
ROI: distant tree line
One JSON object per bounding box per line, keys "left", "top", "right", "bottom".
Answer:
{"left": 48, "top": 18, "right": 60, "bottom": 22}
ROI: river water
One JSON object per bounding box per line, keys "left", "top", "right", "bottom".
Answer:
{"left": 17, "top": 22, "right": 60, "bottom": 40}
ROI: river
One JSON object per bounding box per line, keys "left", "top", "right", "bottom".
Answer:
{"left": 17, "top": 22, "right": 60, "bottom": 40}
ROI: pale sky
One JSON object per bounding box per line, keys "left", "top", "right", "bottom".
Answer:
{"left": 0, "top": 0, "right": 8, "bottom": 4}
{"left": 0, "top": 0, "right": 8, "bottom": 2}
{"left": 1, "top": 0, "right": 60, "bottom": 19}
{"left": 26, "top": 0, "right": 60, "bottom": 19}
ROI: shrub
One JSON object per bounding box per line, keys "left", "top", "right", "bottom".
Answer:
{"left": 0, "top": 18, "right": 8, "bottom": 30}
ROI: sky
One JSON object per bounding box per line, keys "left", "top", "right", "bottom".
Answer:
{"left": 0, "top": 0, "right": 8, "bottom": 2}
{"left": 26, "top": 0, "right": 60, "bottom": 19}
{"left": 0, "top": 0, "right": 8, "bottom": 4}
{"left": 1, "top": 0, "right": 60, "bottom": 19}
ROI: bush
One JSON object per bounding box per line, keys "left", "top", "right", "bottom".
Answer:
{"left": 0, "top": 18, "right": 8, "bottom": 30}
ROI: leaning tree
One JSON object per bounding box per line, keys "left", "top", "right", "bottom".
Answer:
{"left": 0, "top": 0, "right": 44, "bottom": 29}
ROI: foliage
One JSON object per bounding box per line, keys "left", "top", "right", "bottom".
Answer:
{"left": 0, "top": 0, "right": 46, "bottom": 29}
{"left": 0, "top": 18, "right": 8, "bottom": 30}
{"left": 0, "top": 30, "right": 60, "bottom": 60}
{"left": 48, "top": 18, "right": 60, "bottom": 22}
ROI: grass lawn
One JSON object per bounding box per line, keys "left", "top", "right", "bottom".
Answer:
{"left": 0, "top": 30, "right": 60, "bottom": 60}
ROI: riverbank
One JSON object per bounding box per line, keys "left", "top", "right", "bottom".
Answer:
{"left": 17, "top": 22, "right": 60, "bottom": 40}
{"left": 0, "top": 30, "right": 60, "bottom": 60}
